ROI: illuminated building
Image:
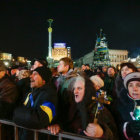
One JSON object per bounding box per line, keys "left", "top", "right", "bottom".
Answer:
{"left": 17, "top": 56, "right": 26, "bottom": 63}
{"left": 127, "top": 55, "right": 140, "bottom": 68}
{"left": 109, "top": 49, "right": 128, "bottom": 67}
{"left": 52, "top": 43, "right": 71, "bottom": 61}
{"left": 0, "top": 53, "right": 12, "bottom": 61}
{"left": 0, "top": 52, "right": 12, "bottom": 67}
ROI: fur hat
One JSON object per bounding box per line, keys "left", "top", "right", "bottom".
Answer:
{"left": 124, "top": 72, "right": 140, "bottom": 89}
{"left": 33, "top": 66, "right": 52, "bottom": 83}
{"left": 90, "top": 75, "right": 104, "bottom": 88}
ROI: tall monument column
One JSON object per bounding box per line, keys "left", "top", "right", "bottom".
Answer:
{"left": 48, "top": 19, "right": 53, "bottom": 58}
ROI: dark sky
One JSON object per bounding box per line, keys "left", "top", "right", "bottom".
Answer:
{"left": 0, "top": 0, "right": 140, "bottom": 60}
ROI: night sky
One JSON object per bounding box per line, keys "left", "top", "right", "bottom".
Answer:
{"left": 0, "top": 0, "right": 140, "bottom": 60}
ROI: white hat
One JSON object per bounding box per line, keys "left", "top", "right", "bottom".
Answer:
{"left": 124, "top": 72, "right": 140, "bottom": 89}
{"left": 90, "top": 75, "right": 104, "bottom": 88}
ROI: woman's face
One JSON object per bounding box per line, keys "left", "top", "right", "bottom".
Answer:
{"left": 128, "top": 81, "right": 140, "bottom": 99}
{"left": 121, "top": 66, "right": 133, "bottom": 79}
{"left": 73, "top": 80, "right": 85, "bottom": 103}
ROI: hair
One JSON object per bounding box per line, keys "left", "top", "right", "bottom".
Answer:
{"left": 120, "top": 62, "right": 137, "bottom": 74}
{"left": 71, "top": 74, "right": 96, "bottom": 105}
{"left": 69, "top": 75, "right": 96, "bottom": 130}
{"left": 85, "top": 64, "right": 90, "bottom": 67}
{"left": 107, "top": 66, "right": 116, "bottom": 73}
{"left": 75, "top": 76, "right": 85, "bottom": 86}
{"left": 60, "top": 57, "right": 74, "bottom": 69}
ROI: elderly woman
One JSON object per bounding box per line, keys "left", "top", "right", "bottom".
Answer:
{"left": 116, "top": 72, "right": 140, "bottom": 140}
{"left": 48, "top": 74, "right": 118, "bottom": 139}
{"left": 66, "top": 75, "right": 118, "bottom": 139}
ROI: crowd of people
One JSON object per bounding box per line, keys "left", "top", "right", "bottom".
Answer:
{"left": 0, "top": 57, "right": 140, "bottom": 140}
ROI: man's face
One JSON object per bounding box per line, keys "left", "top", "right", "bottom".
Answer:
{"left": 33, "top": 61, "right": 43, "bottom": 70}
{"left": 0, "top": 71, "right": 6, "bottom": 79}
{"left": 57, "top": 61, "right": 68, "bottom": 74}
{"left": 86, "top": 66, "right": 90, "bottom": 70}
{"left": 93, "top": 82, "right": 100, "bottom": 91}
{"left": 11, "top": 69, "right": 18, "bottom": 76}
{"left": 128, "top": 81, "right": 140, "bottom": 99}
{"left": 102, "top": 67, "right": 107, "bottom": 73}
{"left": 121, "top": 66, "right": 133, "bottom": 79}
{"left": 30, "top": 71, "right": 45, "bottom": 88}
{"left": 73, "top": 80, "right": 85, "bottom": 103}
{"left": 81, "top": 65, "right": 86, "bottom": 71}
{"left": 107, "top": 68, "right": 115, "bottom": 77}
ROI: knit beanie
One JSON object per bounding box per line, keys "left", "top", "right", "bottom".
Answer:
{"left": 33, "top": 66, "right": 52, "bottom": 83}
{"left": 90, "top": 75, "right": 104, "bottom": 88}
{"left": 33, "top": 58, "right": 48, "bottom": 67}
{"left": 124, "top": 72, "right": 140, "bottom": 89}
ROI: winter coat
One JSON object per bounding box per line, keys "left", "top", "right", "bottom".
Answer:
{"left": 57, "top": 75, "right": 119, "bottom": 140}
{"left": 54, "top": 69, "right": 73, "bottom": 125}
{"left": 61, "top": 93, "right": 119, "bottom": 140}
{"left": 13, "top": 84, "right": 57, "bottom": 140}
{"left": 16, "top": 77, "right": 31, "bottom": 104}
{"left": 115, "top": 74, "right": 131, "bottom": 106}
{"left": 0, "top": 74, "right": 18, "bottom": 119}
{"left": 115, "top": 92, "right": 140, "bottom": 140}
{"left": 55, "top": 69, "right": 73, "bottom": 92}
{"left": 103, "top": 75, "right": 117, "bottom": 100}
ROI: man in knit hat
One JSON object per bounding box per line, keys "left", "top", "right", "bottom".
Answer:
{"left": 31, "top": 58, "right": 48, "bottom": 70}
{"left": 13, "top": 66, "right": 57, "bottom": 140}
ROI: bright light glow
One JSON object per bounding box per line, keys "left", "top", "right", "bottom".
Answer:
{"left": 131, "top": 58, "right": 136, "bottom": 62}
{"left": 54, "top": 43, "right": 66, "bottom": 48}
{"left": 134, "top": 106, "right": 140, "bottom": 120}
{"left": 4, "top": 61, "right": 9, "bottom": 66}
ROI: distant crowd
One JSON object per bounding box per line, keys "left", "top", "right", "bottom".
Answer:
{"left": 0, "top": 57, "right": 140, "bottom": 140}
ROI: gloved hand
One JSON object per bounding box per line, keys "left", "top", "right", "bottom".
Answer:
{"left": 126, "top": 120, "right": 140, "bottom": 137}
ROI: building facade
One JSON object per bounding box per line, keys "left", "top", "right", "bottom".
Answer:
{"left": 52, "top": 43, "right": 71, "bottom": 61}
{"left": 109, "top": 49, "right": 128, "bottom": 67}
{"left": 75, "top": 49, "right": 128, "bottom": 68}
{"left": 0, "top": 52, "right": 12, "bottom": 67}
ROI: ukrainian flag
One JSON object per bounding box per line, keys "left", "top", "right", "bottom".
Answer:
{"left": 40, "top": 102, "right": 56, "bottom": 123}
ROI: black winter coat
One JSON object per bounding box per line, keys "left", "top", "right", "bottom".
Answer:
{"left": 115, "top": 93, "right": 140, "bottom": 140}
{"left": 16, "top": 77, "right": 31, "bottom": 104}
{"left": 0, "top": 74, "right": 18, "bottom": 119}
{"left": 63, "top": 100, "right": 119, "bottom": 140}
{"left": 13, "top": 84, "right": 57, "bottom": 140}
